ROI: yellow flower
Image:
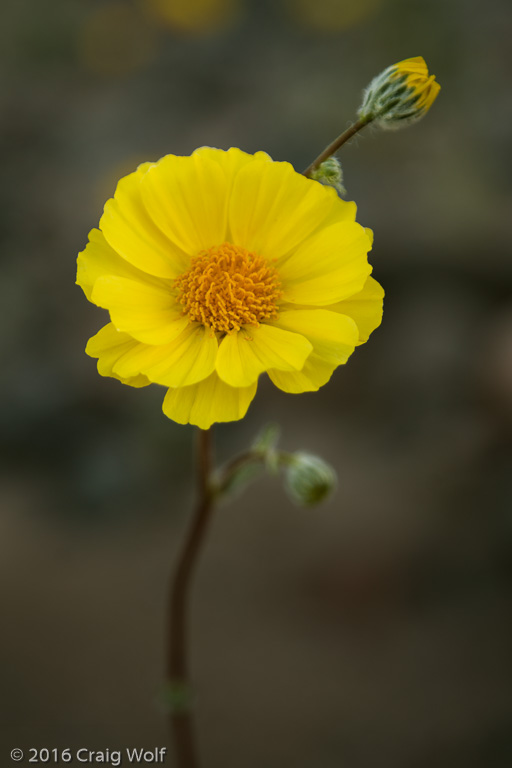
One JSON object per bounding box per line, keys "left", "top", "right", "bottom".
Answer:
{"left": 77, "top": 148, "right": 383, "bottom": 429}
{"left": 359, "top": 56, "right": 440, "bottom": 127}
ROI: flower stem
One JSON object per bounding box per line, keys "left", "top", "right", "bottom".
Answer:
{"left": 168, "top": 427, "right": 214, "bottom": 768}
{"left": 302, "top": 117, "right": 372, "bottom": 178}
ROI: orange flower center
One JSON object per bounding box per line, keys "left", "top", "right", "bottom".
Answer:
{"left": 174, "top": 242, "right": 282, "bottom": 335}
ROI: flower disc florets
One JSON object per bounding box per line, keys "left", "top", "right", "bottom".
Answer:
{"left": 174, "top": 243, "right": 282, "bottom": 335}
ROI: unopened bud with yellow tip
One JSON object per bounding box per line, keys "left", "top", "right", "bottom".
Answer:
{"left": 358, "top": 56, "right": 440, "bottom": 129}
{"left": 284, "top": 452, "right": 336, "bottom": 507}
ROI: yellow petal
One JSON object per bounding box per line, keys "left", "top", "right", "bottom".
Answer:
{"left": 266, "top": 309, "right": 358, "bottom": 393}
{"left": 309, "top": 198, "right": 358, "bottom": 233}
{"left": 100, "top": 162, "right": 189, "bottom": 279}
{"left": 77, "top": 228, "right": 164, "bottom": 301}
{"left": 118, "top": 374, "right": 150, "bottom": 388}
{"left": 216, "top": 324, "right": 312, "bottom": 387}
{"left": 91, "top": 275, "right": 188, "bottom": 345}
{"left": 279, "top": 221, "right": 372, "bottom": 305}
{"left": 268, "top": 356, "right": 337, "bottom": 393}
{"left": 270, "top": 309, "right": 358, "bottom": 364}
{"left": 85, "top": 323, "right": 150, "bottom": 388}
{"left": 162, "top": 372, "right": 257, "bottom": 429}
{"left": 113, "top": 324, "right": 218, "bottom": 388}
{"left": 394, "top": 56, "right": 429, "bottom": 77}
{"left": 140, "top": 150, "right": 232, "bottom": 257}
{"left": 229, "top": 159, "right": 337, "bottom": 261}
{"left": 328, "top": 276, "right": 384, "bottom": 344}
{"left": 196, "top": 146, "right": 272, "bottom": 182}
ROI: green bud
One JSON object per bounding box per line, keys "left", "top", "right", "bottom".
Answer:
{"left": 310, "top": 157, "right": 346, "bottom": 195}
{"left": 284, "top": 452, "right": 336, "bottom": 507}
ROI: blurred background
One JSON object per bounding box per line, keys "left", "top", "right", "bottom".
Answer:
{"left": 1, "top": 0, "right": 511, "bottom": 766}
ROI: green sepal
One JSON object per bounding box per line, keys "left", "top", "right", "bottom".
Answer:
{"left": 251, "top": 423, "right": 280, "bottom": 455}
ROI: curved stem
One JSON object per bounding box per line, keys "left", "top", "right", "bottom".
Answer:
{"left": 214, "top": 450, "right": 297, "bottom": 499}
{"left": 214, "top": 450, "right": 260, "bottom": 497}
{"left": 167, "top": 428, "right": 214, "bottom": 768}
{"left": 302, "top": 117, "right": 371, "bottom": 177}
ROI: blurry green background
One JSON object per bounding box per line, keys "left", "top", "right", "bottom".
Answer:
{"left": 1, "top": 0, "right": 511, "bottom": 766}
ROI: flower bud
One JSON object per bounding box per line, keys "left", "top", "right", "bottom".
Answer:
{"left": 284, "top": 452, "right": 336, "bottom": 506}
{"left": 310, "top": 157, "right": 346, "bottom": 195}
{"left": 358, "top": 56, "right": 440, "bottom": 128}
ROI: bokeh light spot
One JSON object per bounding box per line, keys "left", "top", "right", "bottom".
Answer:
{"left": 78, "top": 3, "right": 157, "bottom": 77}
{"left": 286, "top": 0, "right": 383, "bottom": 33}
{"left": 141, "top": 0, "right": 240, "bottom": 35}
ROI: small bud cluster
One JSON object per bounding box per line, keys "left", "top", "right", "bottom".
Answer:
{"left": 215, "top": 428, "right": 336, "bottom": 508}
{"left": 358, "top": 56, "right": 440, "bottom": 129}
{"left": 310, "top": 157, "right": 346, "bottom": 195}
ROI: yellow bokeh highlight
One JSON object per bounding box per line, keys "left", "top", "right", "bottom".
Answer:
{"left": 78, "top": 3, "right": 156, "bottom": 76}
{"left": 141, "top": 0, "right": 240, "bottom": 35}
{"left": 286, "top": 0, "right": 383, "bottom": 33}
